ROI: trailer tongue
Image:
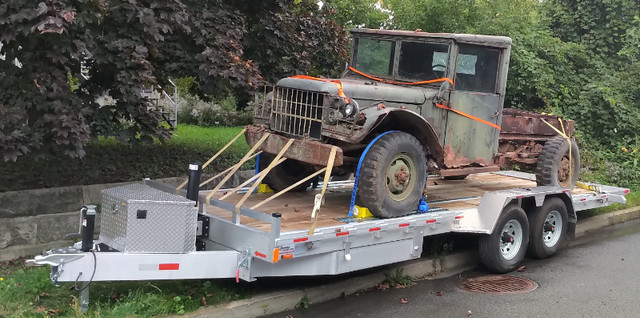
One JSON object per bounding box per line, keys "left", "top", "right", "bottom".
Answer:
{"left": 28, "top": 169, "right": 628, "bottom": 312}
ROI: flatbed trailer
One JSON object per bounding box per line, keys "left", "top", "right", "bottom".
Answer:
{"left": 28, "top": 170, "right": 629, "bottom": 311}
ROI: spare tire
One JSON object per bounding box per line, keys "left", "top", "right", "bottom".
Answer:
{"left": 535, "top": 135, "right": 580, "bottom": 190}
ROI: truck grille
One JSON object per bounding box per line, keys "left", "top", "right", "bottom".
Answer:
{"left": 271, "top": 87, "right": 324, "bottom": 139}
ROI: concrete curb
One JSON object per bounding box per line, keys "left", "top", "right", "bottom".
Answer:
{"left": 575, "top": 206, "right": 640, "bottom": 237}
{"left": 183, "top": 206, "right": 640, "bottom": 318}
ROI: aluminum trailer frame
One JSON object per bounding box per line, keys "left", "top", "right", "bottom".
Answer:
{"left": 28, "top": 172, "right": 629, "bottom": 310}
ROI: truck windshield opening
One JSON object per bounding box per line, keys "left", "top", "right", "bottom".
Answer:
{"left": 355, "top": 37, "right": 395, "bottom": 78}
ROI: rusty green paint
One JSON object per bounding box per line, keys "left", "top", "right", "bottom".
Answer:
{"left": 248, "top": 28, "right": 521, "bottom": 174}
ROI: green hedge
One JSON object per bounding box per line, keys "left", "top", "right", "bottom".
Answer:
{"left": 0, "top": 126, "right": 250, "bottom": 192}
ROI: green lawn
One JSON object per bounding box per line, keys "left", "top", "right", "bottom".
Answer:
{"left": 0, "top": 259, "right": 251, "bottom": 317}
{"left": 0, "top": 125, "right": 250, "bottom": 192}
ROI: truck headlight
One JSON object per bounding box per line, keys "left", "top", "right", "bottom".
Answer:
{"left": 343, "top": 100, "right": 359, "bottom": 117}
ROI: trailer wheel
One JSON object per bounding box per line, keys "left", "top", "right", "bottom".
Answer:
{"left": 259, "top": 153, "right": 313, "bottom": 192}
{"left": 536, "top": 135, "right": 580, "bottom": 190}
{"left": 479, "top": 205, "right": 530, "bottom": 273}
{"left": 356, "top": 131, "right": 427, "bottom": 218}
{"left": 527, "top": 197, "right": 568, "bottom": 259}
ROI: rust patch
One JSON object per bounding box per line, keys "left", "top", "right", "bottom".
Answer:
{"left": 496, "top": 109, "right": 574, "bottom": 169}
{"left": 501, "top": 108, "right": 574, "bottom": 137}
{"left": 442, "top": 144, "right": 490, "bottom": 168}
{"left": 395, "top": 168, "right": 409, "bottom": 184}
{"left": 245, "top": 125, "right": 344, "bottom": 167}
{"left": 495, "top": 140, "right": 542, "bottom": 167}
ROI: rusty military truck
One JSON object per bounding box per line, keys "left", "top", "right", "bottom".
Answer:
{"left": 245, "top": 28, "right": 580, "bottom": 218}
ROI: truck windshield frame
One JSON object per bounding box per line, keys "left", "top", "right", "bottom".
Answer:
{"left": 454, "top": 44, "right": 501, "bottom": 94}
{"left": 354, "top": 37, "right": 396, "bottom": 78}
{"left": 353, "top": 35, "right": 451, "bottom": 84}
{"left": 397, "top": 41, "right": 450, "bottom": 82}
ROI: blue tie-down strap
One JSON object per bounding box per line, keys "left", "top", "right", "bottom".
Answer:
{"left": 349, "top": 130, "right": 431, "bottom": 217}
{"left": 349, "top": 131, "right": 397, "bottom": 217}
{"left": 254, "top": 153, "right": 261, "bottom": 193}
{"left": 418, "top": 194, "right": 429, "bottom": 213}
{"left": 254, "top": 153, "right": 261, "bottom": 175}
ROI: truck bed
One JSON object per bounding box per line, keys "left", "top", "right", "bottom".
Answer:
{"left": 204, "top": 172, "right": 592, "bottom": 233}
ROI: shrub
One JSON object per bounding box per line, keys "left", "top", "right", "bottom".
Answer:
{"left": 177, "top": 95, "right": 253, "bottom": 127}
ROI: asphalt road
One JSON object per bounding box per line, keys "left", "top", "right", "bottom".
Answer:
{"left": 264, "top": 219, "right": 640, "bottom": 318}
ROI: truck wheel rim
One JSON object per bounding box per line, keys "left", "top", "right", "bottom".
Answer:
{"left": 500, "top": 220, "right": 523, "bottom": 260}
{"left": 543, "top": 210, "right": 562, "bottom": 247}
{"left": 385, "top": 153, "right": 416, "bottom": 201}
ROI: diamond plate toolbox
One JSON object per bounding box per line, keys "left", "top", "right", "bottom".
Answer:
{"left": 100, "top": 183, "right": 197, "bottom": 253}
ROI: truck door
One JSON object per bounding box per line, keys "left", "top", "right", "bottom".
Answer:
{"left": 442, "top": 44, "right": 504, "bottom": 168}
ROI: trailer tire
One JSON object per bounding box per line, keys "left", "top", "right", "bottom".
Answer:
{"left": 536, "top": 135, "right": 580, "bottom": 190}
{"left": 356, "top": 131, "right": 427, "bottom": 218}
{"left": 527, "top": 197, "right": 568, "bottom": 259}
{"left": 479, "top": 205, "right": 530, "bottom": 273}
{"left": 259, "top": 153, "right": 313, "bottom": 192}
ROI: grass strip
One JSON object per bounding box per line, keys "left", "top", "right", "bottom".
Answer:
{"left": 0, "top": 258, "right": 251, "bottom": 317}
{"left": 0, "top": 126, "right": 250, "bottom": 192}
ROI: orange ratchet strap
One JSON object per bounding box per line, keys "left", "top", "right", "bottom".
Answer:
{"left": 289, "top": 75, "right": 350, "bottom": 102}
{"left": 291, "top": 70, "right": 499, "bottom": 130}
{"left": 436, "top": 103, "right": 501, "bottom": 130}
{"left": 348, "top": 66, "right": 454, "bottom": 86}
{"left": 347, "top": 66, "right": 498, "bottom": 130}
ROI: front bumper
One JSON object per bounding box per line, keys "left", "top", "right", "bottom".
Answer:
{"left": 245, "top": 125, "right": 344, "bottom": 167}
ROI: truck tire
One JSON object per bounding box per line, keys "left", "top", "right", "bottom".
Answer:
{"left": 479, "top": 205, "right": 530, "bottom": 273}
{"left": 331, "top": 171, "right": 352, "bottom": 181}
{"left": 259, "top": 153, "right": 313, "bottom": 192}
{"left": 356, "top": 131, "right": 427, "bottom": 218}
{"left": 536, "top": 135, "right": 580, "bottom": 190}
{"left": 527, "top": 197, "right": 568, "bottom": 259}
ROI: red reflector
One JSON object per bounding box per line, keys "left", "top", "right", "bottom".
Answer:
{"left": 159, "top": 263, "right": 179, "bottom": 271}
{"left": 293, "top": 237, "right": 308, "bottom": 243}
{"left": 601, "top": 195, "right": 607, "bottom": 198}
{"left": 255, "top": 251, "right": 266, "bottom": 258}
{"left": 580, "top": 198, "right": 587, "bottom": 201}
{"left": 369, "top": 227, "right": 381, "bottom": 232}
{"left": 455, "top": 216, "right": 464, "bottom": 220}
{"left": 625, "top": 189, "right": 630, "bottom": 194}
{"left": 399, "top": 223, "right": 410, "bottom": 227}
{"left": 426, "top": 219, "right": 436, "bottom": 224}
{"left": 336, "top": 231, "right": 350, "bottom": 237}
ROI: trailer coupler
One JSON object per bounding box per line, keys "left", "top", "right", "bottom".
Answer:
{"left": 26, "top": 246, "right": 86, "bottom": 285}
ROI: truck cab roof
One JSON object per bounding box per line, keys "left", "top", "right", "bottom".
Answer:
{"left": 350, "top": 28, "right": 512, "bottom": 49}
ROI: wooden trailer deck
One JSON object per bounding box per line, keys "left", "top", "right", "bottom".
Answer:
{"left": 204, "top": 172, "right": 590, "bottom": 233}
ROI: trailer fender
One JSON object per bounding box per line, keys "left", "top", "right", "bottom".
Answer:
{"left": 462, "top": 186, "right": 572, "bottom": 235}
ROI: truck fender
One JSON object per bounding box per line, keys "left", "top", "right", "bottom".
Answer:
{"left": 357, "top": 107, "right": 444, "bottom": 164}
